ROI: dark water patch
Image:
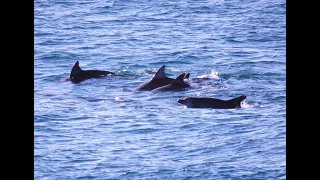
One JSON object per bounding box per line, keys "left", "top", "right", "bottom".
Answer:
{"left": 75, "top": 175, "right": 96, "bottom": 180}
{"left": 70, "top": 158, "right": 100, "bottom": 164}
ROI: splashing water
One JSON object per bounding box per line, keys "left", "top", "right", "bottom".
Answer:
{"left": 197, "top": 71, "right": 220, "bottom": 79}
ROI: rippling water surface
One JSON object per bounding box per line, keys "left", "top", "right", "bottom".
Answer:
{"left": 34, "top": 0, "right": 286, "bottom": 179}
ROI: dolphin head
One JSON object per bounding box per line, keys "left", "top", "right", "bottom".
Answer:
{"left": 231, "top": 95, "right": 247, "bottom": 108}
{"left": 177, "top": 99, "right": 186, "bottom": 104}
{"left": 177, "top": 97, "right": 193, "bottom": 108}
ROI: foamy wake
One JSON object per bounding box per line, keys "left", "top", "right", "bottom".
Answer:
{"left": 196, "top": 71, "right": 220, "bottom": 79}
{"left": 115, "top": 97, "right": 126, "bottom": 102}
{"left": 241, "top": 100, "right": 253, "bottom": 108}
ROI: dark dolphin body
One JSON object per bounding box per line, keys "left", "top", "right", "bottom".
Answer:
{"left": 70, "top": 61, "right": 119, "bottom": 83}
{"left": 136, "top": 65, "right": 190, "bottom": 91}
{"left": 152, "top": 73, "right": 191, "bottom": 92}
{"left": 177, "top": 95, "right": 246, "bottom": 109}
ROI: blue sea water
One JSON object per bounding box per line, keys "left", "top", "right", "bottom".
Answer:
{"left": 34, "top": 0, "right": 286, "bottom": 179}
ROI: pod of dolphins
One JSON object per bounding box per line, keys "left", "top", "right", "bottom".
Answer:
{"left": 67, "top": 61, "right": 246, "bottom": 109}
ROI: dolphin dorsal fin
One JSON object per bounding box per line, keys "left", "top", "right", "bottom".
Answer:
{"left": 184, "top": 73, "right": 190, "bottom": 79}
{"left": 70, "top": 61, "right": 82, "bottom": 77}
{"left": 73, "top": 61, "right": 81, "bottom": 69}
{"left": 152, "top": 65, "right": 167, "bottom": 79}
{"left": 171, "top": 73, "right": 186, "bottom": 84}
{"left": 73, "top": 61, "right": 80, "bottom": 68}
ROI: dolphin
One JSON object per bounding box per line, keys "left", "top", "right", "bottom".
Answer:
{"left": 136, "top": 65, "right": 190, "bottom": 91}
{"left": 152, "top": 73, "right": 191, "bottom": 92}
{"left": 184, "top": 73, "right": 190, "bottom": 79}
{"left": 69, "top": 61, "right": 119, "bottom": 83}
{"left": 177, "top": 95, "right": 246, "bottom": 109}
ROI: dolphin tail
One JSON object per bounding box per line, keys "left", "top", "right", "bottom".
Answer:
{"left": 230, "top": 95, "right": 246, "bottom": 108}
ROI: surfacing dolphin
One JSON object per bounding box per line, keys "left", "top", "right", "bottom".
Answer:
{"left": 136, "top": 65, "right": 190, "bottom": 91}
{"left": 152, "top": 73, "right": 191, "bottom": 92}
{"left": 177, "top": 95, "right": 246, "bottom": 109}
{"left": 70, "top": 61, "right": 120, "bottom": 83}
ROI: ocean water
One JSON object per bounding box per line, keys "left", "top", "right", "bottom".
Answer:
{"left": 34, "top": 0, "right": 286, "bottom": 179}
